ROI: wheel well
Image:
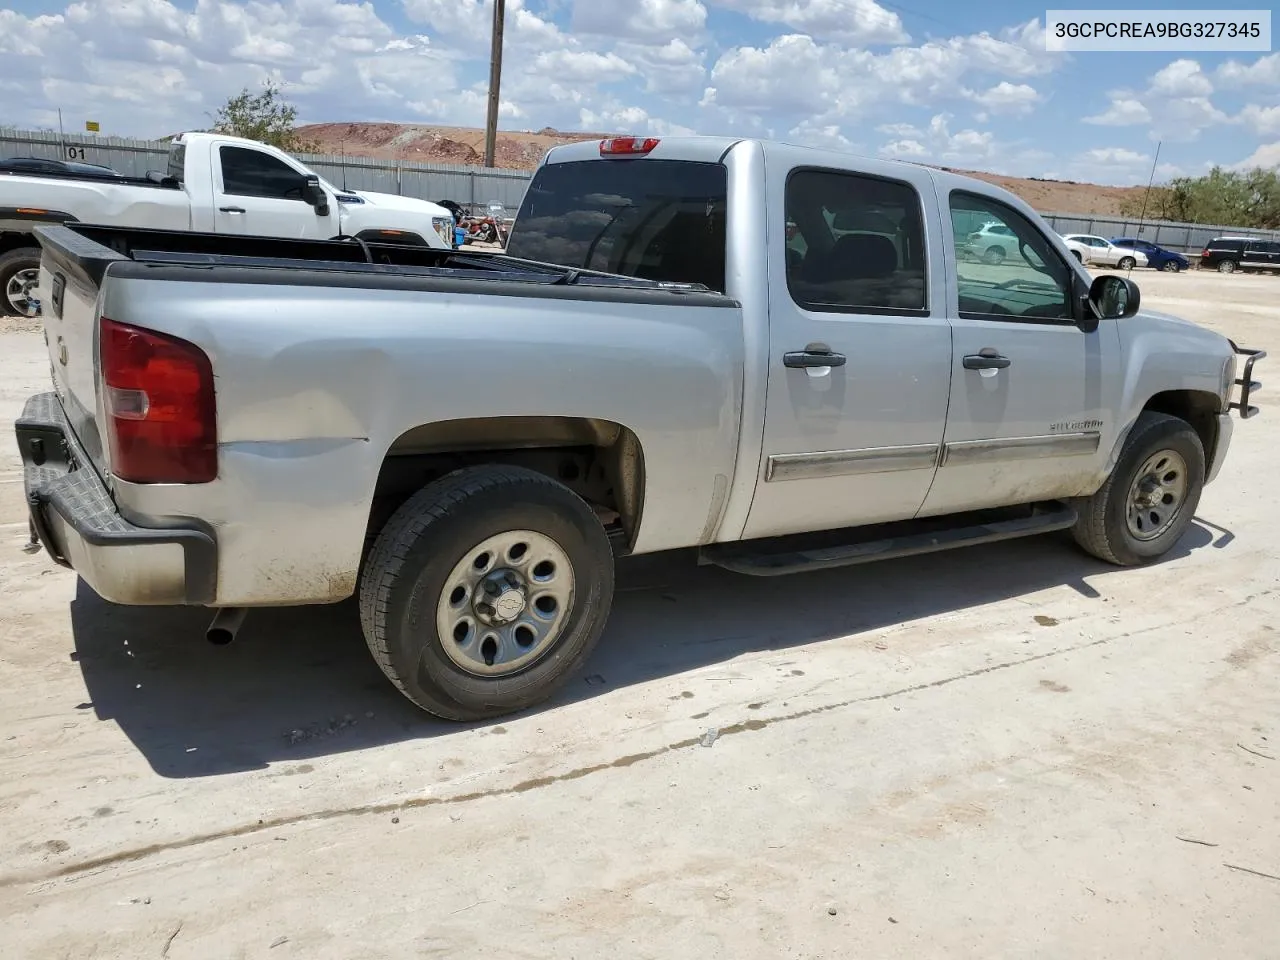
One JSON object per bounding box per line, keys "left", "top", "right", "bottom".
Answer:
{"left": 366, "top": 416, "right": 645, "bottom": 550}
{"left": 1142, "top": 390, "right": 1221, "bottom": 471}
{"left": 0, "top": 231, "right": 39, "bottom": 257}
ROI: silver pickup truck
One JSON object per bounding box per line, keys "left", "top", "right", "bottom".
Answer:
{"left": 16, "top": 135, "right": 1265, "bottom": 721}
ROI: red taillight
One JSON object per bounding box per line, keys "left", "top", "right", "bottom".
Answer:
{"left": 100, "top": 318, "right": 216, "bottom": 484}
{"left": 599, "top": 137, "right": 660, "bottom": 156}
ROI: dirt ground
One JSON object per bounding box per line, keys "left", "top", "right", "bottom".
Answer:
{"left": 1, "top": 270, "right": 1277, "bottom": 959}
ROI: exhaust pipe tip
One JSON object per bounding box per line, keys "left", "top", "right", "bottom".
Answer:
{"left": 206, "top": 607, "right": 248, "bottom": 646}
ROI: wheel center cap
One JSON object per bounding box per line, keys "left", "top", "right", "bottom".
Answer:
{"left": 491, "top": 589, "right": 526, "bottom": 623}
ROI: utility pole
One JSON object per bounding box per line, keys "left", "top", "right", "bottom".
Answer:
{"left": 483, "top": 0, "right": 506, "bottom": 168}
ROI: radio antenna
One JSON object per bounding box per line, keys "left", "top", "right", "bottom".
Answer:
{"left": 1131, "top": 141, "right": 1162, "bottom": 276}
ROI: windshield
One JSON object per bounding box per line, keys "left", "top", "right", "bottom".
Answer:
{"left": 506, "top": 158, "right": 728, "bottom": 292}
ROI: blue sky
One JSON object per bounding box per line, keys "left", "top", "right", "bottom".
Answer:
{"left": 1, "top": 0, "right": 1277, "bottom": 184}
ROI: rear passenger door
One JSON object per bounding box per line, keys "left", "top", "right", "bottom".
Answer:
{"left": 1244, "top": 241, "right": 1280, "bottom": 271}
{"left": 920, "top": 190, "right": 1120, "bottom": 518}
{"left": 743, "top": 165, "right": 953, "bottom": 540}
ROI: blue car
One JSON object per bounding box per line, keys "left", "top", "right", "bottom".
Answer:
{"left": 1110, "top": 237, "right": 1190, "bottom": 273}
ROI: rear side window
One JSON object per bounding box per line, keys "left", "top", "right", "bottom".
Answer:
{"left": 506, "top": 159, "right": 727, "bottom": 292}
{"left": 218, "top": 146, "right": 307, "bottom": 200}
{"left": 167, "top": 143, "right": 186, "bottom": 182}
{"left": 785, "top": 168, "right": 928, "bottom": 316}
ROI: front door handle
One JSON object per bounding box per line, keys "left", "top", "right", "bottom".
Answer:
{"left": 784, "top": 350, "right": 847, "bottom": 369}
{"left": 962, "top": 348, "right": 1011, "bottom": 370}
{"left": 219, "top": 206, "right": 246, "bottom": 214}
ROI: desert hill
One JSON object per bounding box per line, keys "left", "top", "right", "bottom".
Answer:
{"left": 296, "top": 122, "right": 1148, "bottom": 217}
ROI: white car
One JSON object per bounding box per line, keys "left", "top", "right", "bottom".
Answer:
{"left": 1061, "top": 234, "right": 1149, "bottom": 269}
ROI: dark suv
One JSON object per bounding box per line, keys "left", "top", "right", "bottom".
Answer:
{"left": 1200, "top": 237, "right": 1280, "bottom": 274}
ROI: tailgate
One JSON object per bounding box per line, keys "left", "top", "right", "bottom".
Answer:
{"left": 34, "top": 225, "right": 122, "bottom": 476}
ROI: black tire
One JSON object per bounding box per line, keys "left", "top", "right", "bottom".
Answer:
{"left": 0, "top": 246, "right": 41, "bottom": 317}
{"left": 983, "top": 245, "right": 1006, "bottom": 265}
{"left": 1218, "top": 260, "right": 1237, "bottom": 274}
{"left": 1071, "top": 412, "right": 1205, "bottom": 567}
{"left": 1161, "top": 260, "right": 1182, "bottom": 273}
{"left": 358, "top": 465, "right": 615, "bottom": 721}
{"left": 1117, "top": 256, "right": 1136, "bottom": 270}
{"left": 1072, "top": 250, "right": 1084, "bottom": 263}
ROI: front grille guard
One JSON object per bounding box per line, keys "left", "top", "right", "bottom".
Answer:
{"left": 1228, "top": 341, "right": 1265, "bottom": 420}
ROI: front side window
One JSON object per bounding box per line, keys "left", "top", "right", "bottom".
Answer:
{"left": 219, "top": 146, "right": 307, "bottom": 200}
{"left": 785, "top": 168, "right": 928, "bottom": 316}
{"left": 949, "top": 192, "right": 1073, "bottom": 322}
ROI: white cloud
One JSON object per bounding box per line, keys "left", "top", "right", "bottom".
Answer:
{"left": 571, "top": 0, "right": 707, "bottom": 44}
{"left": 710, "top": 0, "right": 909, "bottom": 45}
{"left": 965, "top": 81, "right": 1040, "bottom": 116}
{"left": 787, "top": 119, "right": 859, "bottom": 151}
{"left": 877, "top": 113, "right": 995, "bottom": 166}
{"left": 1238, "top": 104, "right": 1280, "bottom": 138}
{"left": 615, "top": 39, "right": 706, "bottom": 95}
{"left": 1231, "top": 142, "right": 1280, "bottom": 169}
{"left": 1084, "top": 97, "right": 1152, "bottom": 126}
{"left": 531, "top": 49, "right": 637, "bottom": 82}
{"left": 1084, "top": 59, "right": 1227, "bottom": 143}
{"left": 1078, "top": 147, "right": 1149, "bottom": 166}
{"left": 1149, "top": 59, "right": 1213, "bottom": 97}
{"left": 1216, "top": 52, "right": 1280, "bottom": 88}
{"left": 702, "top": 18, "right": 1064, "bottom": 134}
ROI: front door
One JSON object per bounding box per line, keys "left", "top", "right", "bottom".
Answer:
{"left": 212, "top": 143, "right": 335, "bottom": 239}
{"left": 920, "top": 189, "right": 1121, "bottom": 518}
{"left": 742, "top": 164, "right": 953, "bottom": 541}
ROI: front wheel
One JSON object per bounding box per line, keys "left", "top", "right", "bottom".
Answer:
{"left": 358, "top": 465, "right": 615, "bottom": 720}
{"left": 1071, "top": 412, "right": 1205, "bottom": 566}
{"left": 0, "top": 247, "right": 42, "bottom": 317}
{"left": 1117, "top": 256, "right": 1137, "bottom": 270}
{"left": 983, "top": 245, "right": 1006, "bottom": 265}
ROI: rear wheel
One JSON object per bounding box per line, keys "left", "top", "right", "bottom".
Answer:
{"left": 0, "top": 247, "right": 41, "bottom": 317}
{"left": 358, "top": 465, "right": 615, "bottom": 720}
{"left": 1161, "top": 260, "right": 1182, "bottom": 273}
{"left": 1071, "top": 412, "right": 1204, "bottom": 566}
{"left": 1218, "top": 260, "right": 1238, "bottom": 274}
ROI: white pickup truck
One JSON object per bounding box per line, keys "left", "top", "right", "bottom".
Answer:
{"left": 16, "top": 135, "right": 1264, "bottom": 722}
{"left": 0, "top": 131, "right": 455, "bottom": 315}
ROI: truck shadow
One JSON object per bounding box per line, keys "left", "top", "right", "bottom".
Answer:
{"left": 69, "top": 522, "right": 1219, "bottom": 778}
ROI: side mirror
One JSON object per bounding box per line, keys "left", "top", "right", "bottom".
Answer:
{"left": 1088, "top": 274, "right": 1140, "bottom": 321}
{"left": 301, "top": 175, "right": 329, "bottom": 215}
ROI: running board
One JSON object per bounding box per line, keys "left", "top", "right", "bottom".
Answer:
{"left": 699, "top": 503, "right": 1078, "bottom": 577}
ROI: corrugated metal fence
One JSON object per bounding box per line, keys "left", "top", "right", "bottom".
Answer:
{"left": 5, "top": 127, "right": 1279, "bottom": 251}
{"left": 0, "top": 127, "right": 533, "bottom": 209}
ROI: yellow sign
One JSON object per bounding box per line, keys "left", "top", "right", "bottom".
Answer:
{"left": 85, "top": 121, "right": 99, "bottom": 132}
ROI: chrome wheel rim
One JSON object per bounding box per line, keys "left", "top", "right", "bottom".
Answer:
{"left": 1219, "top": 261, "right": 1235, "bottom": 274}
{"left": 1126, "top": 449, "right": 1189, "bottom": 541}
{"left": 5, "top": 267, "right": 39, "bottom": 315}
{"left": 435, "top": 529, "right": 575, "bottom": 677}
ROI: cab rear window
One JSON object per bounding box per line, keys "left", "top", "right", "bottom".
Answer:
{"left": 506, "top": 159, "right": 727, "bottom": 292}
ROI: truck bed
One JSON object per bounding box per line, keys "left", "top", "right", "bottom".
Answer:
{"left": 38, "top": 223, "right": 733, "bottom": 300}
{"left": 0, "top": 168, "right": 179, "bottom": 189}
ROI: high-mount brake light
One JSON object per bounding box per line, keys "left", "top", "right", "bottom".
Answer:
{"left": 599, "top": 137, "right": 661, "bottom": 156}
{"left": 100, "top": 318, "right": 217, "bottom": 484}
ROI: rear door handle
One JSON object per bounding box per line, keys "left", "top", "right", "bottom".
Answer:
{"left": 784, "top": 350, "right": 847, "bottom": 369}
{"left": 219, "top": 206, "right": 246, "bottom": 214}
{"left": 962, "top": 349, "right": 1011, "bottom": 370}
